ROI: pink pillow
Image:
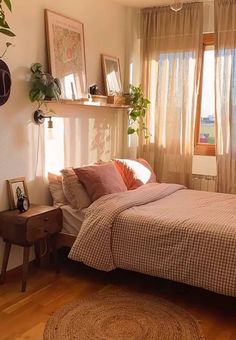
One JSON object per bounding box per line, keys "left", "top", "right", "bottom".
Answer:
{"left": 73, "top": 162, "right": 127, "bottom": 202}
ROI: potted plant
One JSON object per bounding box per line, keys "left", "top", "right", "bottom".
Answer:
{"left": 127, "top": 85, "right": 150, "bottom": 139}
{"left": 0, "top": 0, "right": 15, "bottom": 106}
{"left": 29, "top": 63, "right": 61, "bottom": 107}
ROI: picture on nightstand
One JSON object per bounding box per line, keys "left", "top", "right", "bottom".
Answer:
{"left": 7, "top": 177, "right": 30, "bottom": 210}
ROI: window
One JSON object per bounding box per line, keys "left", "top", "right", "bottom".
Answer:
{"left": 194, "top": 34, "right": 215, "bottom": 156}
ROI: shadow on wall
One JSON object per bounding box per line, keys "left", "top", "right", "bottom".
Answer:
{"left": 91, "top": 118, "right": 111, "bottom": 161}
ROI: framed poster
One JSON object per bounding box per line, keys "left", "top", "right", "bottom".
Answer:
{"left": 101, "top": 54, "right": 122, "bottom": 96}
{"left": 45, "top": 9, "right": 87, "bottom": 100}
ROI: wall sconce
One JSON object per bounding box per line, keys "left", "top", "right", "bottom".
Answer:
{"left": 33, "top": 110, "right": 53, "bottom": 129}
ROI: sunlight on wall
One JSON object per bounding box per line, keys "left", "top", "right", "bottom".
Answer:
{"left": 44, "top": 118, "right": 65, "bottom": 174}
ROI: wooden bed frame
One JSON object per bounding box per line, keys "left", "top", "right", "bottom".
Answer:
{"left": 56, "top": 233, "right": 76, "bottom": 249}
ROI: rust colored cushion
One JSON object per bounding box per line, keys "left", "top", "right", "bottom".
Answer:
{"left": 114, "top": 159, "right": 157, "bottom": 186}
{"left": 113, "top": 160, "right": 142, "bottom": 190}
{"left": 73, "top": 162, "right": 127, "bottom": 202}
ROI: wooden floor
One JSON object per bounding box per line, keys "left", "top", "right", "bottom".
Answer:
{"left": 0, "top": 251, "right": 235, "bottom": 340}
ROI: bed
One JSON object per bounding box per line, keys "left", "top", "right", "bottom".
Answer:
{"left": 56, "top": 205, "right": 84, "bottom": 248}
{"left": 66, "top": 183, "right": 236, "bottom": 297}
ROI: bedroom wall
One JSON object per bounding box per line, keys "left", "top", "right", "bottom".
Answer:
{"left": 0, "top": 0, "right": 127, "bottom": 269}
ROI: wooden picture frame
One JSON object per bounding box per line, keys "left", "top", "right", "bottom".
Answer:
{"left": 45, "top": 9, "right": 87, "bottom": 100}
{"left": 101, "top": 54, "right": 122, "bottom": 96}
{"left": 7, "top": 177, "right": 29, "bottom": 210}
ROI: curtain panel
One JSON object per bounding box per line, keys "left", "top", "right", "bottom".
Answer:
{"left": 215, "top": 0, "right": 236, "bottom": 193}
{"left": 139, "top": 3, "right": 203, "bottom": 187}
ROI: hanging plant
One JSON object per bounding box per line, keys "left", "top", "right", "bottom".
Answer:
{"left": 127, "top": 84, "right": 151, "bottom": 139}
{"left": 0, "top": 0, "right": 15, "bottom": 106}
{"left": 29, "top": 63, "right": 61, "bottom": 107}
{"left": 0, "top": 0, "right": 15, "bottom": 59}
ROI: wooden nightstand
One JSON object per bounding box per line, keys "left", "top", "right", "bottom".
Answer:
{"left": 0, "top": 205, "right": 62, "bottom": 292}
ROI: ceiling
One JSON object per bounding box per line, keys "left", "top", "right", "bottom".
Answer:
{"left": 111, "top": 0, "right": 176, "bottom": 7}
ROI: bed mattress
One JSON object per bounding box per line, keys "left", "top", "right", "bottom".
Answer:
{"left": 69, "top": 183, "right": 236, "bottom": 297}
{"left": 60, "top": 205, "right": 85, "bottom": 236}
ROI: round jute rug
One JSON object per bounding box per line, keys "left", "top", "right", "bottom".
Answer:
{"left": 44, "top": 286, "right": 205, "bottom": 340}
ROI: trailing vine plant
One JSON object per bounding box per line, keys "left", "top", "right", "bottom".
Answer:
{"left": 127, "top": 84, "right": 151, "bottom": 139}
{"left": 0, "top": 0, "right": 15, "bottom": 58}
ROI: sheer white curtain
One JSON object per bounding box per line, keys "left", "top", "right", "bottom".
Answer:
{"left": 215, "top": 0, "right": 236, "bottom": 193}
{"left": 139, "top": 4, "right": 203, "bottom": 187}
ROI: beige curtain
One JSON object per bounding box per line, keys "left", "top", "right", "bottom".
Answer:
{"left": 139, "top": 4, "right": 203, "bottom": 187}
{"left": 215, "top": 0, "right": 236, "bottom": 193}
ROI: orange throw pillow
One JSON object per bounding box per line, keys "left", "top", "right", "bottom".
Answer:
{"left": 113, "top": 160, "right": 143, "bottom": 190}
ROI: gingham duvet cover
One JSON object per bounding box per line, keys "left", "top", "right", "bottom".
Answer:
{"left": 69, "top": 183, "right": 236, "bottom": 296}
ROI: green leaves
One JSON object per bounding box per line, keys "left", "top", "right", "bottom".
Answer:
{"left": 29, "top": 88, "right": 45, "bottom": 103}
{"left": 0, "top": 28, "right": 15, "bottom": 36}
{"left": 0, "top": 0, "right": 15, "bottom": 58}
{"left": 127, "top": 84, "right": 151, "bottom": 139}
{"left": 3, "top": 0, "right": 12, "bottom": 12}
{"left": 29, "top": 63, "right": 61, "bottom": 104}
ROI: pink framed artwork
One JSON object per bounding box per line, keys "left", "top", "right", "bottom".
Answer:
{"left": 45, "top": 9, "right": 87, "bottom": 100}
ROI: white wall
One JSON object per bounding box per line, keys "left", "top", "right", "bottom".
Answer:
{"left": 0, "top": 0, "right": 127, "bottom": 269}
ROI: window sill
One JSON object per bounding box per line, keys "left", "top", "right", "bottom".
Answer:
{"left": 194, "top": 143, "right": 215, "bottom": 156}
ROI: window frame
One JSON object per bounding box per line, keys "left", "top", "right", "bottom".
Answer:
{"left": 194, "top": 33, "right": 215, "bottom": 156}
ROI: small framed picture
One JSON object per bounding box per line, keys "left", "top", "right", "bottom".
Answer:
{"left": 7, "top": 177, "right": 29, "bottom": 210}
{"left": 101, "top": 54, "right": 122, "bottom": 96}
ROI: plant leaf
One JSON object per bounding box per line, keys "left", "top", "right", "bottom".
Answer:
{"left": 3, "top": 0, "right": 12, "bottom": 12}
{"left": 127, "top": 127, "right": 135, "bottom": 135}
{"left": 0, "top": 28, "right": 15, "bottom": 36}
{"left": 0, "top": 17, "right": 10, "bottom": 28}
{"left": 29, "top": 88, "right": 45, "bottom": 102}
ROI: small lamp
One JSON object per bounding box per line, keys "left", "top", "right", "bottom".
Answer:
{"left": 33, "top": 110, "right": 53, "bottom": 129}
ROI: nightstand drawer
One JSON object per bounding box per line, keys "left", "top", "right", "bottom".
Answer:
{"left": 26, "top": 209, "right": 61, "bottom": 242}
{"left": 26, "top": 222, "right": 60, "bottom": 242}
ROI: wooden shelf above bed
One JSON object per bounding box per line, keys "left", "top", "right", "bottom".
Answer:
{"left": 45, "top": 99, "right": 129, "bottom": 110}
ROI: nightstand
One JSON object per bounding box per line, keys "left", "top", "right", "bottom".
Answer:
{"left": 0, "top": 205, "right": 62, "bottom": 292}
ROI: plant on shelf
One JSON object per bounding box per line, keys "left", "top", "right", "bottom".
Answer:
{"left": 0, "top": 0, "right": 15, "bottom": 59}
{"left": 29, "top": 63, "right": 61, "bottom": 110}
{"left": 127, "top": 84, "right": 150, "bottom": 139}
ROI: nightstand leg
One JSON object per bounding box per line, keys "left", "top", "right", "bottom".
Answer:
{"left": 21, "top": 246, "right": 30, "bottom": 292}
{"left": 50, "top": 234, "right": 60, "bottom": 273}
{"left": 0, "top": 241, "right": 11, "bottom": 284}
{"left": 34, "top": 241, "right": 41, "bottom": 267}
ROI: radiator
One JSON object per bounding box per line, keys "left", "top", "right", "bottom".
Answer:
{"left": 192, "top": 174, "right": 216, "bottom": 192}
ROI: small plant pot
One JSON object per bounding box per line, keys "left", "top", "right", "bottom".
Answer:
{"left": 0, "top": 60, "right": 11, "bottom": 106}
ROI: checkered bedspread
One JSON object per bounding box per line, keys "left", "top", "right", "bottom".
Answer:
{"left": 69, "top": 183, "right": 236, "bottom": 297}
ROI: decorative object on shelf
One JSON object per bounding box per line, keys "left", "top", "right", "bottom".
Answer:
{"left": 107, "top": 95, "right": 125, "bottom": 105}
{"left": 0, "top": 0, "right": 15, "bottom": 107}
{"left": 101, "top": 54, "right": 122, "bottom": 96}
{"left": 89, "top": 84, "right": 101, "bottom": 96}
{"left": 45, "top": 10, "right": 87, "bottom": 100}
{"left": 17, "top": 194, "right": 30, "bottom": 213}
{"left": 170, "top": 0, "right": 183, "bottom": 12}
{"left": 7, "top": 177, "right": 30, "bottom": 210}
{"left": 127, "top": 85, "right": 150, "bottom": 139}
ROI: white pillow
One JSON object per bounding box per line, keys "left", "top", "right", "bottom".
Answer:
{"left": 61, "top": 168, "right": 91, "bottom": 210}
{"left": 48, "top": 172, "right": 68, "bottom": 207}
